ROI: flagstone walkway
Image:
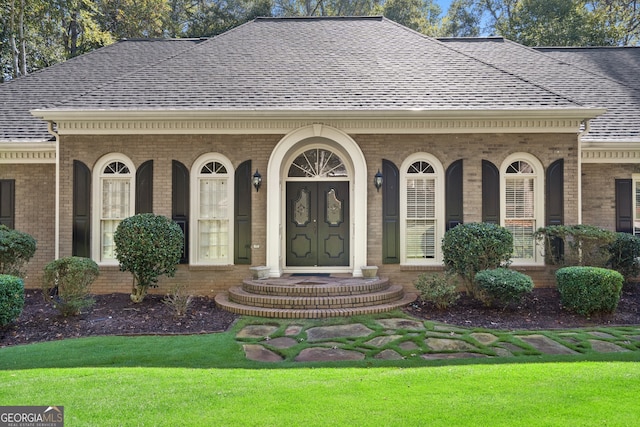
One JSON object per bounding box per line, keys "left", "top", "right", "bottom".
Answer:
{"left": 235, "top": 318, "right": 640, "bottom": 363}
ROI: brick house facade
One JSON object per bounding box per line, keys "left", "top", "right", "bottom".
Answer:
{"left": 1, "top": 17, "right": 639, "bottom": 296}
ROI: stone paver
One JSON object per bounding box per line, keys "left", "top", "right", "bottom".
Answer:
{"left": 295, "top": 347, "right": 365, "bottom": 362}
{"left": 243, "top": 344, "right": 283, "bottom": 362}
{"left": 306, "top": 324, "right": 374, "bottom": 342}
{"left": 376, "top": 318, "right": 425, "bottom": 331}
{"left": 237, "top": 325, "right": 279, "bottom": 339}
{"left": 375, "top": 349, "right": 404, "bottom": 360}
{"left": 470, "top": 332, "right": 499, "bottom": 345}
{"left": 516, "top": 335, "right": 578, "bottom": 355}
{"left": 588, "top": 340, "right": 629, "bottom": 353}
{"left": 264, "top": 337, "right": 298, "bottom": 349}
{"left": 425, "top": 338, "right": 477, "bottom": 352}
{"left": 235, "top": 318, "right": 639, "bottom": 363}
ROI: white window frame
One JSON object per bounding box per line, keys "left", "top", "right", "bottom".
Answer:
{"left": 190, "top": 153, "right": 234, "bottom": 265}
{"left": 633, "top": 174, "right": 640, "bottom": 236}
{"left": 500, "top": 153, "right": 544, "bottom": 265}
{"left": 92, "top": 153, "right": 136, "bottom": 265}
{"left": 400, "top": 153, "right": 445, "bottom": 265}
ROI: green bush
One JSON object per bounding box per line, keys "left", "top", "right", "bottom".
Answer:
{"left": 413, "top": 273, "right": 459, "bottom": 310}
{"left": 114, "top": 213, "right": 184, "bottom": 303}
{"left": 555, "top": 266, "right": 623, "bottom": 316}
{"left": 537, "top": 225, "right": 616, "bottom": 267}
{"left": 607, "top": 233, "right": 640, "bottom": 283}
{"left": 442, "top": 222, "right": 513, "bottom": 298}
{"left": 0, "top": 274, "right": 24, "bottom": 327}
{"left": 42, "top": 257, "right": 99, "bottom": 316}
{"left": 474, "top": 268, "right": 534, "bottom": 309}
{"left": 0, "top": 225, "right": 37, "bottom": 278}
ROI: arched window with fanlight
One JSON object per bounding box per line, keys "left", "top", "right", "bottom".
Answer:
{"left": 92, "top": 154, "right": 136, "bottom": 264}
{"left": 501, "top": 154, "right": 544, "bottom": 264}
{"left": 191, "top": 154, "right": 234, "bottom": 265}
{"left": 400, "top": 153, "right": 445, "bottom": 264}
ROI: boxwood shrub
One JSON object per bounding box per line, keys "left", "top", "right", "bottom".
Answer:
{"left": 0, "top": 274, "right": 24, "bottom": 327}
{"left": 42, "top": 256, "right": 99, "bottom": 316}
{"left": 442, "top": 222, "right": 513, "bottom": 298}
{"left": 607, "top": 232, "right": 640, "bottom": 283}
{"left": 555, "top": 266, "right": 623, "bottom": 316}
{"left": 474, "top": 268, "right": 534, "bottom": 309}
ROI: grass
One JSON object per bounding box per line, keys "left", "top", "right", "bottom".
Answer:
{"left": 1, "top": 315, "right": 640, "bottom": 425}
{"left": 1, "top": 363, "right": 639, "bottom": 426}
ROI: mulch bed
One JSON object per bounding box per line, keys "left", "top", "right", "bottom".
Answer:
{"left": 2, "top": 285, "right": 640, "bottom": 348}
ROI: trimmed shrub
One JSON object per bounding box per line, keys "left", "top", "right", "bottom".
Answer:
{"left": 0, "top": 225, "right": 36, "bottom": 278}
{"left": 42, "top": 257, "right": 99, "bottom": 316}
{"left": 474, "top": 268, "right": 534, "bottom": 309}
{"left": 607, "top": 232, "right": 640, "bottom": 283}
{"left": 0, "top": 274, "right": 24, "bottom": 327}
{"left": 413, "top": 273, "right": 459, "bottom": 310}
{"left": 114, "top": 213, "right": 184, "bottom": 303}
{"left": 442, "top": 222, "right": 513, "bottom": 298}
{"left": 556, "top": 266, "right": 623, "bottom": 316}
{"left": 536, "top": 225, "right": 616, "bottom": 268}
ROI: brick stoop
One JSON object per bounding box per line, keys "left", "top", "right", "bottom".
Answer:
{"left": 214, "top": 275, "right": 417, "bottom": 318}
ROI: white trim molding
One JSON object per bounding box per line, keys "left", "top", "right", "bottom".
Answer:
{"left": 0, "top": 142, "right": 56, "bottom": 163}
{"left": 582, "top": 142, "right": 640, "bottom": 163}
{"left": 266, "top": 124, "right": 368, "bottom": 277}
{"left": 31, "top": 108, "right": 605, "bottom": 135}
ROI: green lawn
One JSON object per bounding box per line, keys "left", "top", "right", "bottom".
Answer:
{"left": 1, "top": 362, "right": 639, "bottom": 426}
{"left": 1, "top": 318, "right": 639, "bottom": 426}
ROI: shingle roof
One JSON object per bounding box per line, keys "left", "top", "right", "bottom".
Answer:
{"left": 44, "top": 17, "right": 583, "bottom": 112}
{"left": 438, "top": 37, "right": 640, "bottom": 142}
{"left": 535, "top": 46, "right": 640, "bottom": 91}
{"left": 0, "top": 39, "right": 204, "bottom": 141}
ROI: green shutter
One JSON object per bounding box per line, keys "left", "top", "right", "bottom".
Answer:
{"left": 0, "top": 179, "right": 15, "bottom": 229}
{"left": 172, "top": 160, "right": 189, "bottom": 264}
{"left": 445, "top": 159, "right": 463, "bottom": 231}
{"left": 135, "top": 160, "right": 153, "bottom": 214}
{"left": 482, "top": 160, "right": 500, "bottom": 224}
{"left": 616, "top": 179, "right": 633, "bottom": 233}
{"left": 235, "top": 160, "right": 252, "bottom": 264}
{"left": 72, "top": 161, "right": 91, "bottom": 257}
{"left": 382, "top": 159, "right": 400, "bottom": 264}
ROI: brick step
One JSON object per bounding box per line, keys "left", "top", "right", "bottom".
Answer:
{"left": 227, "top": 284, "right": 405, "bottom": 309}
{"left": 214, "top": 292, "right": 418, "bottom": 319}
{"left": 242, "top": 277, "right": 390, "bottom": 297}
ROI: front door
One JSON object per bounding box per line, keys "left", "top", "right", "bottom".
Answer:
{"left": 286, "top": 181, "right": 349, "bottom": 267}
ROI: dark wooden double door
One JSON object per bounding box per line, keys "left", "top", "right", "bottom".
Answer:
{"left": 286, "top": 181, "right": 349, "bottom": 267}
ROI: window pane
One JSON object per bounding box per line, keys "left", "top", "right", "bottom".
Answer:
{"left": 505, "top": 178, "right": 534, "bottom": 219}
{"left": 406, "top": 219, "right": 435, "bottom": 259}
{"left": 407, "top": 178, "right": 435, "bottom": 218}
{"left": 199, "top": 219, "right": 229, "bottom": 261}
{"left": 506, "top": 219, "right": 535, "bottom": 259}
{"left": 199, "top": 178, "right": 227, "bottom": 218}
{"left": 288, "top": 149, "right": 347, "bottom": 178}
{"left": 101, "top": 219, "right": 120, "bottom": 260}
{"left": 102, "top": 179, "right": 130, "bottom": 219}
{"left": 635, "top": 183, "right": 640, "bottom": 235}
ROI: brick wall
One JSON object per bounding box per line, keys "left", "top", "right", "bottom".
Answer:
{"left": 582, "top": 163, "right": 640, "bottom": 231}
{"left": 0, "top": 163, "right": 55, "bottom": 287}
{"left": 51, "top": 131, "right": 578, "bottom": 295}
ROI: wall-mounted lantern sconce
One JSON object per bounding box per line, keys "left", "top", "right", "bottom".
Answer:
{"left": 253, "top": 169, "right": 262, "bottom": 192}
{"left": 374, "top": 170, "right": 383, "bottom": 192}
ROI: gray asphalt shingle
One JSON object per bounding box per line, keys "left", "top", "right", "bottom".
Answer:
{"left": 0, "top": 39, "right": 204, "bottom": 141}
{"left": 439, "top": 38, "right": 640, "bottom": 142}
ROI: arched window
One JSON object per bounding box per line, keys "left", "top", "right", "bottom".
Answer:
{"left": 400, "top": 154, "right": 445, "bottom": 264}
{"left": 191, "top": 154, "right": 234, "bottom": 264}
{"left": 93, "top": 154, "right": 135, "bottom": 264}
{"left": 501, "top": 154, "right": 544, "bottom": 264}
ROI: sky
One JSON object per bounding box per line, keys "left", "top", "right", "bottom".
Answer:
{"left": 436, "top": 0, "right": 453, "bottom": 13}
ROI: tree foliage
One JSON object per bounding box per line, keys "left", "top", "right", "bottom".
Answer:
{"left": 114, "top": 214, "right": 184, "bottom": 303}
{"left": 2, "top": 0, "right": 638, "bottom": 80}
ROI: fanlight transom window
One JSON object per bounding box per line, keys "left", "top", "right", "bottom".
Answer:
{"left": 288, "top": 148, "right": 347, "bottom": 178}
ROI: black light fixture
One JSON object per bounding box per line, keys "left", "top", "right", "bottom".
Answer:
{"left": 374, "top": 169, "right": 383, "bottom": 192}
{"left": 253, "top": 169, "right": 262, "bottom": 192}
